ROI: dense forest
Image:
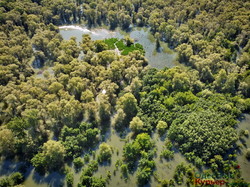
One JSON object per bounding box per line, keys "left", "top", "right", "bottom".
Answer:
{"left": 0, "top": 0, "right": 250, "bottom": 186}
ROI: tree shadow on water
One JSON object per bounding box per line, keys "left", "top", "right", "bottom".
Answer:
{"left": 32, "top": 169, "right": 65, "bottom": 187}
{"left": 0, "top": 159, "right": 24, "bottom": 176}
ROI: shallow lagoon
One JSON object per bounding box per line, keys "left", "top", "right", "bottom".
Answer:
{"left": 59, "top": 25, "right": 178, "bottom": 69}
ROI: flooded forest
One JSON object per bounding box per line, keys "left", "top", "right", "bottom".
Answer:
{"left": 0, "top": 0, "right": 250, "bottom": 187}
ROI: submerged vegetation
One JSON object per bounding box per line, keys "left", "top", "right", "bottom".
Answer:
{"left": 0, "top": 0, "right": 249, "bottom": 186}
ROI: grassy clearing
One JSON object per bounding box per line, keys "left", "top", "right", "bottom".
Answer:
{"left": 103, "top": 38, "right": 118, "bottom": 49}
{"left": 104, "top": 38, "right": 145, "bottom": 55}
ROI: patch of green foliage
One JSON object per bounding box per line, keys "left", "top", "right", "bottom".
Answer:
{"left": 160, "top": 140, "right": 174, "bottom": 160}
{"left": 0, "top": 172, "right": 24, "bottom": 187}
{"left": 138, "top": 66, "right": 246, "bottom": 165}
{"left": 103, "top": 38, "right": 145, "bottom": 55}
{"left": 59, "top": 122, "right": 100, "bottom": 158}
{"left": 103, "top": 38, "right": 118, "bottom": 49}
{"left": 78, "top": 161, "right": 106, "bottom": 187}
{"left": 123, "top": 133, "right": 154, "bottom": 171}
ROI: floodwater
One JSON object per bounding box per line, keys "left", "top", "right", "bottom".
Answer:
{"left": 0, "top": 25, "right": 180, "bottom": 187}
{"left": 1, "top": 128, "right": 188, "bottom": 187}
{"left": 2, "top": 25, "right": 249, "bottom": 187}
{"left": 2, "top": 115, "right": 249, "bottom": 187}
{"left": 59, "top": 25, "right": 178, "bottom": 69}
{"left": 70, "top": 130, "right": 188, "bottom": 187}
{"left": 23, "top": 168, "right": 65, "bottom": 187}
{"left": 236, "top": 114, "right": 250, "bottom": 182}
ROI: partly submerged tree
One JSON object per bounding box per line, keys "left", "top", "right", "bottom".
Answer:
{"left": 31, "top": 140, "right": 65, "bottom": 173}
